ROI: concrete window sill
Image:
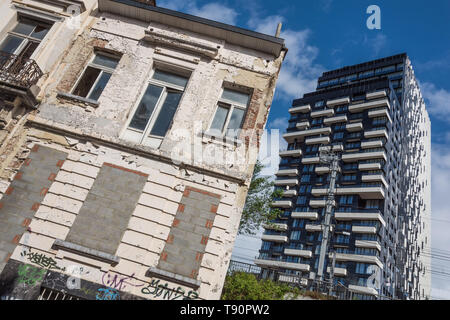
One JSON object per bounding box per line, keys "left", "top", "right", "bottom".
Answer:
{"left": 57, "top": 92, "right": 100, "bottom": 108}
{"left": 52, "top": 239, "right": 120, "bottom": 266}
{"left": 146, "top": 267, "right": 202, "bottom": 289}
{"left": 202, "top": 131, "right": 242, "bottom": 147}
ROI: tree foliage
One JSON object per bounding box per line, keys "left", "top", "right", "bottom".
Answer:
{"left": 238, "top": 161, "right": 284, "bottom": 235}
{"left": 220, "top": 272, "right": 300, "bottom": 300}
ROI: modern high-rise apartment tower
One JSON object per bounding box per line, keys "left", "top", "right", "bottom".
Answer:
{"left": 255, "top": 53, "right": 431, "bottom": 300}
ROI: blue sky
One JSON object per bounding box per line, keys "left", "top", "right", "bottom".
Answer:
{"left": 158, "top": 0, "right": 450, "bottom": 299}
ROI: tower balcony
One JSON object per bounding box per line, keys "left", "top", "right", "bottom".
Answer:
{"left": 291, "top": 211, "right": 319, "bottom": 220}
{"left": 311, "top": 108, "right": 335, "bottom": 118}
{"left": 341, "top": 150, "right": 387, "bottom": 162}
{"left": 284, "top": 248, "right": 313, "bottom": 258}
{"left": 279, "top": 149, "right": 302, "bottom": 157}
{"left": 336, "top": 184, "right": 385, "bottom": 199}
{"left": 326, "top": 96, "right": 350, "bottom": 107}
{"left": 275, "top": 169, "right": 298, "bottom": 176}
{"left": 355, "top": 240, "right": 382, "bottom": 251}
{"left": 309, "top": 198, "right": 336, "bottom": 208}
{"left": 263, "top": 223, "right": 289, "bottom": 231}
{"left": 274, "top": 179, "right": 298, "bottom": 187}
{"left": 305, "top": 136, "right": 330, "bottom": 145}
{"left": 361, "top": 174, "right": 387, "bottom": 188}
{"left": 323, "top": 115, "right": 347, "bottom": 124}
{"left": 334, "top": 210, "right": 386, "bottom": 226}
{"left": 305, "top": 224, "right": 323, "bottom": 232}
{"left": 272, "top": 200, "right": 293, "bottom": 208}
{"left": 364, "top": 128, "right": 388, "bottom": 139}
{"left": 289, "top": 104, "right": 311, "bottom": 114}
{"left": 296, "top": 121, "right": 310, "bottom": 129}
{"left": 283, "top": 127, "right": 331, "bottom": 143}
{"left": 0, "top": 51, "right": 43, "bottom": 107}
{"left": 358, "top": 162, "right": 382, "bottom": 171}
{"left": 368, "top": 108, "right": 391, "bottom": 122}
{"left": 282, "top": 189, "right": 297, "bottom": 197}
{"left": 327, "top": 266, "right": 347, "bottom": 277}
{"left": 331, "top": 253, "right": 383, "bottom": 269}
{"left": 254, "top": 257, "right": 310, "bottom": 272}
{"left": 346, "top": 122, "right": 363, "bottom": 132}
{"left": 361, "top": 140, "right": 384, "bottom": 149}
{"left": 348, "top": 98, "right": 391, "bottom": 113}
{"left": 261, "top": 234, "right": 289, "bottom": 243}
{"left": 352, "top": 226, "right": 377, "bottom": 234}
{"left": 301, "top": 156, "right": 320, "bottom": 164}
{"left": 348, "top": 285, "right": 378, "bottom": 296}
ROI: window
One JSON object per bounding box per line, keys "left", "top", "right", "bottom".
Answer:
{"left": 0, "top": 17, "right": 52, "bottom": 59}
{"left": 333, "top": 132, "right": 344, "bottom": 140}
{"left": 365, "top": 199, "right": 379, "bottom": 209}
{"left": 300, "top": 175, "right": 311, "bottom": 183}
{"left": 126, "top": 69, "right": 189, "bottom": 142}
{"left": 296, "top": 196, "right": 307, "bottom": 205}
{"left": 72, "top": 53, "right": 120, "bottom": 101}
{"left": 339, "top": 195, "right": 354, "bottom": 205}
{"left": 336, "top": 105, "right": 348, "bottom": 113}
{"left": 342, "top": 174, "right": 357, "bottom": 182}
{"left": 314, "top": 100, "right": 325, "bottom": 108}
{"left": 209, "top": 88, "right": 250, "bottom": 138}
{"left": 290, "top": 231, "right": 301, "bottom": 240}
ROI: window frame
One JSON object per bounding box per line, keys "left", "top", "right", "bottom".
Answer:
{"left": 207, "top": 87, "right": 251, "bottom": 138}
{"left": 124, "top": 67, "right": 189, "bottom": 143}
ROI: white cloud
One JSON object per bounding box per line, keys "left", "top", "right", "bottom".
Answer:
{"left": 363, "top": 33, "right": 387, "bottom": 56}
{"left": 157, "top": 0, "right": 238, "bottom": 25}
{"left": 421, "top": 82, "right": 450, "bottom": 123}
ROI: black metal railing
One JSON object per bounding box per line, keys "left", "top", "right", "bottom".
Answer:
{"left": 0, "top": 51, "right": 43, "bottom": 88}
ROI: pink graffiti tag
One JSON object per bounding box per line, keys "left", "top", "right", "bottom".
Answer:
{"left": 101, "top": 273, "right": 145, "bottom": 291}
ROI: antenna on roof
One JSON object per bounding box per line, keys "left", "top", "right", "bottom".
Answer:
{"left": 275, "top": 23, "right": 282, "bottom": 37}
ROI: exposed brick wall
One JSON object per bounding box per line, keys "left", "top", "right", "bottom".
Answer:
{"left": 157, "top": 186, "right": 220, "bottom": 280}
{"left": 0, "top": 145, "right": 68, "bottom": 273}
{"left": 64, "top": 162, "right": 147, "bottom": 255}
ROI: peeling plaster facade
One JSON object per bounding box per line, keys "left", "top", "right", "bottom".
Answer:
{"left": 0, "top": 0, "right": 287, "bottom": 300}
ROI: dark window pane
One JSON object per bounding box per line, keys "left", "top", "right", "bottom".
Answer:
{"left": 221, "top": 89, "right": 249, "bottom": 106}
{"left": 210, "top": 105, "right": 229, "bottom": 134}
{"left": 18, "top": 41, "right": 39, "bottom": 60}
{"left": 73, "top": 66, "right": 101, "bottom": 98}
{"left": 31, "top": 25, "right": 50, "bottom": 40}
{"left": 12, "top": 21, "right": 35, "bottom": 36}
{"left": 88, "top": 71, "right": 111, "bottom": 100}
{"left": 152, "top": 70, "right": 188, "bottom": 87}
{"left": 0, "top": 35, "right": 24, "bottom": 54}
{"left": 129, "top": 84, "right": 163, "bottom": 131}
{"left": 226, "top": 107, "right": 245, "bottom": 135}
{"left": 150, "top": 90, "right": 182, "bottom": 137}
{"left": 92, "top": 54, "right": 119, "bottom": 69}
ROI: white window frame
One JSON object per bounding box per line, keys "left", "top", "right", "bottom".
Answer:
{"left": 207, "top": 87, "right": 250, "bottom": 138}
{"left": 70, "top": 52, "right": 119, "bottom": 100}
{"left": 124, "top": 68, "right": 188, "bottom": 144}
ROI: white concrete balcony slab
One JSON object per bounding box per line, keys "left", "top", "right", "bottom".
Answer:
{"left": 279, "top": 149, "right": 302, "bottom": 157}
{"left": 283, "top": 189, "right": 297, "bottom": 197}
{"left": 311, "top": 188, "right": 328, "bottom": 196}
{"left": 261, "top": 234, "right": 289, "bottom": 243}
{"left": 301, "top": 157, "right": 320, "bottom": 164}
{"left": 362, "top": 174, "right": 387, "bottom": 188}
{"left": 361, "top": 140, "right": 384, "bottom": 149}
{"left": 352, "top": 226, "right": 377, "bottom": 234}
{"left": 358, "top": 163, "right": 382, "bottom": 171}
{"left": 305, "top": 224, "right": 322, "bottom": 232}
{"left": 274, "top": 179, "right": 298, "bottom": 187}
{"left": 366, "top": 90, "right": 386, "bottom": 100}
{"left": 327, "top": 97, "right": 350, "bottom": 107}
{"left": 311, "top": 109, "right": 335, "bottom": 118}
{"left": 346, "top": 122, "right": 363, "bottom": 132}
{"left": 264, "top": 223, "right": 289, "bottom": 231}
{"left": 310, "top": 199, "right": 336, "bottom": 208}
{"left": 291, "top": 211, "right": 319, "bottom": 220}
{"left": 336, "top": 186, "right": 385, "bottom": 199}
{"left": 334, "top": 211, "right": 386, "bottom": 226}
{"left": 364, "top": 129, "right": 388, "bottom": 139}
{"left": 296, "top": 121, "right": 310, "bottom": 129}
{"left": 368, "top": 108, "right": 391, "bottom": 122}
{"left": 333, "top": 253, "right": 383, "bottom": 269}
{"left": 342, "top": 151, "right": 386, "bottom": 162}
{"left": 284, "top": 249, "right": 313, "bottom": 258}
{"left": 276, "top": 169, "right": 298, "bottom": 176}
{"left": 315, "top": 166, "right": 330, "bottom": 174}
{"left": 319, "top": 144, "right": 344, "bottom": 152}
{"left": 349, "top": 98, "right": 390, "bottom": 113}
{"left": 349, "top": 285, "right": 378, "bottom": 296}
{"left": 324, "top": 115, "right": 348, "bottom": 124}
{"left": 355, "top": 240, "right": 382, "bottom": 251}
{"left": 305, "top": 136, "right": 330, "bottom": 145}
{"left": 254, "top": 259, "right": 311, "bottom": 272}
{"left": 289, "top": 104, "right": 311, "bottom": 114}
{"left": 283, "top": 127, "right": 331, "bottom": 142}
{"left": 327, "top": 266, "right": 347, "bottom": 277}
{"left": 272, "top": 200, "right": 293, "bottom": 208}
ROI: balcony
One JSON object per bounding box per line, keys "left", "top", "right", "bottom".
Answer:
{"left": 364, "top": 129, "right": 388, "bottom": 139}
{"left": 311, "top": 187, "right": 328, "bottom": 196}
{"left": 323, "top": 115, "right": 347, "bottom": 124}
{"left": 336, "top": 185, "right": 385, "bottom": 199}
{"left": 261, "top": 234, "right": 289, "bottom": 243}
{"left": 348, "top": 285, "right": 378, "bottom": 296}
{"left": 326, "top": 97, "right": 350, "bottom": 107}
{"left": 361, "top": 140, "right": 384, "bottom": 149}
{"left": 334, "top": 210, "right": 386, "bottom": 226}
{"left": 333, "top": 253, "right": 383, "bottom": 269}
{"left": 272, "top": 200, "right": 293, "bottom": 208}
{"left": 279, "top": 149, "right": 302, "bottom": 157}
{"left": 311, "top": 109, "right": 335, "bottom": 118}
{"left": 296, "top": 121, "right": 310, "bottom": 129}
{"left": 276, "top": 169, "right": 298, "bottom": 176}
{"left": 355, "top": 240, "right": 382, "bottom": 251}
{"left": 264, "top": 223, "right": 289, "bottom": 231}
{"left": 289, "top": 104, "right": 311, "bottom": 114}
{"left": 368, "top": 108, "right": 391, "bottom": 122}
{"left": 305, "top": 224, "right": 323, "bottom": 232}
{"left": 327, "top": 266, "right": 347, "bottom": 277}
{"left": 301, "top": 156, "right": 320, "bottom": 164}
{"left": 366, "top": 90, "right": 386, "bottom": 100}
{"left": 352, "top": 226, "right": 377, "bottom": 234}
{"left": 254, "top": 257, "right": 310, "bottom": 272}
{"left": 341, "top": 151, "right": 386, "bottom": 162}
{"left": 291, "top": 211, "right": 318, "bottom": 220}
{"left": 346, "top": 122, "right": 363, "bottom": 132}
{"left": 283, "top": 189, "right": 297, "bottom": 197}
{"left": 283, "top": 127, "right": 331, "bottom": 143}
{"left": 315, "top": 166, "right": 330, "bottom": 174}
{"left": 274, "top": 179, "right": 298, "bottom": 187}
{"left": 310, "top": 198, "right": 336, "bottom": 208}
{"left": 349, "top": 98, "right": 390, "bottom": 113}
{"left": 358, "top": 163, "right": 382, "bottom": 171}
{"left": 0, "top": 51, "right": 43, "bottom": 107}
{"left": 305, "top": 136, "right": 330, "bottom": 145}
{"left": 361, "top": 174, "right": 387, "bottom": 188}
{"left": 284, "top": 248, "right": 313, "bottom": 258}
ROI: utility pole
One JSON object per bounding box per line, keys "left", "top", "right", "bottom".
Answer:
{"left": 316, "top": 146, "right": 341, "bottom": 295}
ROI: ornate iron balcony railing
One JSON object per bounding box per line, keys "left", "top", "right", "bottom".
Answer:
{"left": 0, "top": 51, "right": 43, "bottom": 88}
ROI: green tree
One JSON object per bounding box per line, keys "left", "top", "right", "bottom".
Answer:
{"left": 238, "top": 161, "right": 284, "bottom": 235}
{"left": 221, "top": 272, "right": 298, "bottom": 300}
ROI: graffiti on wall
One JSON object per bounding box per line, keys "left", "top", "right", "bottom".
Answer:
{"left": 20, "top": 249, "right": 65, "bottom": 271}
{"left": 141, "top": 279, "right": 199, "bottom": 300}
{"left": 17, "top": 264, "right": 46, "bottom": 286}
{"left": 96, "top": 287, "right": 120, "bottom": 300}
{"left": 102, "top": 272, "right": 144, "bottom": 291}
